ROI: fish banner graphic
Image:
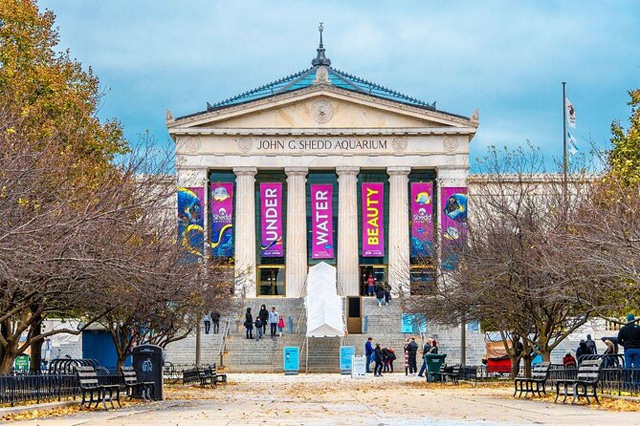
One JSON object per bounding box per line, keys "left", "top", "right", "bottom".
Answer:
{"left": 310, "top": 184, "right": 334, "bottom": 259}
{"left": 441, "top": 187, "right": 468, "bottom": 270}
{"left": 361, "top": 182, "right": 385, "bottom": 257}
{"left": 177, "top": 186, "right": 204, "bottom": 259}
{"left": 260, "top": 182, "right": 284, "bottom": 257}
{"left": 210, "top": 182, "right": 234, "bottom": 257}
{"left": 410, "top": 182, "right": 434, "bottom": 258}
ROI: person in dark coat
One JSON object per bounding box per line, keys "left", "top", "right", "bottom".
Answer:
{"left": 258, "top": 305, "right": 269, "bottom": 335}
{"left": 575, "top": 340, "right": 592, "bottom": 364}
{"left": 585, "top": 334, "right": 597, "bottom": 355}
{"left": 383, "top": 282, "right": 392, "bottom": 305}
{"left": 365, "top": 337, "right": 374, "bottom": 373}
{"left": 374, "top": 343, "right": 384, "bottom": 377}
{"left": 407, "top": 337, "right": 419, "bottom": 374}
{"left": 618, "top": 313, "right": 640, "bottom": 370}
{"left": 244, "top": 308, "right": 253, "bottom": 339}
{"left": 211, "top": 311, "right": 221, "bottom": 334}
{"left": 417, "top": 340, "right": 432, "bottom": 377}
{"left": 375, "top": 285, "right": 385, "bottom": 307}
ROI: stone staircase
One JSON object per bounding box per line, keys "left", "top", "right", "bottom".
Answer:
{"left": 163, "top": 322, "right": 226, "bottom": 367}
{"left": 306, "top": 336, "right": 342, "bottom": 372}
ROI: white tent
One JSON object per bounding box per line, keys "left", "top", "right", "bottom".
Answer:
{"left": 304, "top": 262, "right": 345, "bottom": 337}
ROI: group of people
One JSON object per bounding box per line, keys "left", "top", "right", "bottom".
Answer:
{"left": 202, "top": 311, "right": 221, "bottom": 334}
{"left": 365, "top": 275, "right": 392, "bottom": 307}
{"left": 364, "top": 337, "right": 398, "bottom": 376}
{"left": 364, "top": 336, "right": 439, "bottom": 377}
{"left": 244, "top": 305, "right": 285, "bottom": 340}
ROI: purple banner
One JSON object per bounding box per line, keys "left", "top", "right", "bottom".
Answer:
{"left": 210, "top": 182, "right": 234, "bottom": 258}
{"left": 260, "top": 182, "right": 284, "bottom": 257}
{"left": 311, "top": 184, "right": 334, "bottom": 259}
{"left": 410, "top": 182, "right": 434, "bottom": 258}
{"left": 177, "top": 187, "right": 204, "bottom": 259}
{"left": 441, "top": 187, "right": 468, "bottom": 270}
{"left": 361, "top": 182, "right": 385, "bottom": 257}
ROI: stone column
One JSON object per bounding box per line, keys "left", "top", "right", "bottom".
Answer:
{"left": 233, "top": 166, "right": 258, "bottom": 298}
{"left": 337, "top": 166, "right": 360, "bottom": 296}
{"left": 387, "top": 166, "right": 411, "bottom": 297}
{"left": 285, "top": 167, "right": 308, "bottom": 298}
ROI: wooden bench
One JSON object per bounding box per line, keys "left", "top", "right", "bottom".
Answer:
{"left": 514, "top": 362, "right": 551, "bottom": 397}
{"left": 442, "top": 364, "right": 462, "bottom": 385}
{"left": 433, "top": 363, "right": 448, "bottom": 383}
{"left": 554, "top": 359, "right": 603, "bottom": 404}
{"left": 197, "top": 365, "right": 227, "bottom": 387}
{"left": 76, "top": 366, "right": 121, "bottom": 410}
{"left": 121, "top": 366, "right": 155, "bottom": 400}
{"left": 209, "top": 364, "right": 227, "bottom": 385}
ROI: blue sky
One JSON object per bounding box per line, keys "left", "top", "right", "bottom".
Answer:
{"left": 41, "top": 0, "right": 639, "bottom": 171}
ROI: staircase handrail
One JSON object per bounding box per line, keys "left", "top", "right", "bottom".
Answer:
{"left": 217, "top": 318, "right": 231, "bottom": 367}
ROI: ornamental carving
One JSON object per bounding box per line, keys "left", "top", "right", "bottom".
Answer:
{"left": 312, "top": 100, "right": 333, "bottom": 124}
{"left": 236, "top": 138, "right": 253, "bottom": 153}
{"left": 185, "top": 137, "right": 201, "bottom": 153}
{"left": 444, "top": 136, "right": 459, "bottom": 152}
{"left": 391, "top": 138, "right": 408, "bottom": 152}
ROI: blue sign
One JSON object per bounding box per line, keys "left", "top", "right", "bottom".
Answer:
{"left": 401, "top": 314, "right": 427, "bottom": 334}
{"left": 340, "top": 346, "right": 355, "bottom": 374}
{"left": 283, "top": 347, "right": 299, "bottom": 375}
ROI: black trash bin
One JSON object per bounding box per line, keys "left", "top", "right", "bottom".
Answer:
{"left": 132, "top": 344, "right": 164, "bottom": 400}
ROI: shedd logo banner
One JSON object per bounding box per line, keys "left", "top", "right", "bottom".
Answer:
{"left": 361, "top": 182, "right": 384, "bottom": 257}
{"left": 210, "top": 182, "right": 234, "bottom": 258}
{"left": 260, "top": 182, "right": 283, "bottom": 257}
{"left": 410, "top": 181, "right": 434, "bottom": 258}
{"left": 310, "top": 184, "right": 334, "bottom": 259}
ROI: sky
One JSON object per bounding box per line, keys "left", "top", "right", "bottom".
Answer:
{"left": 40, "top": 0, "right": 640, "bottom": 172}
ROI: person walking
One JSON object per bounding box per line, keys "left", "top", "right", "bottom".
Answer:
{"left": 417, "top": 339, "right": 432, "bottom": 377}
{"left": 258, "top": 305, "right": 269, "bottom": 336}
{"left": 407, "top": 337, "right": 419, "bottom": 375}
{"left": 375, "top": 284, "right": 385, "bottom": 307}
{"left": 585, "top": 334, "right": 598, "bottom": 355}
{"left": 618, "top": 313, "right": 640, "bottom": 370}
{"left": 244, "top": 308, "right": 253, "bottom": 339}
{"left": 269, "top": 307, "right": 279, "bottom": 338}
{"left": 203, "top": 313, "right": 212, "bottom": 335}
{"left": 365, "top": 337, "right": 374, "bottom": 373}
{"left": 404, "top": 338, "right": 410, "bottom": 375}
{"left": 367, "top": 275, "right": 375, "bottom": 296}
{"left": 384, "top": 282, "right": 392, "bottom": 306}
{"left": 277, "top": 314, "right": 285, "bottom": 337}
{"left": 374, "top": 343, "right": 384, "bottom": 377}
{"left": 255, "top": 316, "right": 263, "bottom": 340}
{"left": 211, "top": 311, "right": 220, "bottom": 334}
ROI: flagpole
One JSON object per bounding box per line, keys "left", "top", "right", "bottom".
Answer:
{"left": 562, "top": 82, "right": 568, "bottom": 207}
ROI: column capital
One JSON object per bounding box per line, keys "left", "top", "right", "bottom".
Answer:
{"left": 284, "top": 166, "right": 309, "bottom": 177}
{"left": 336, "top": 166, "right": 360, "bottom": 177}
{"left": 233, "top": 166, "right": 258, "bottom": 177}
{"left": 387, "top": 166, "right": 411, "bottom": 176}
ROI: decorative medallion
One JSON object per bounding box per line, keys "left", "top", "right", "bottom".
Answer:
{"left": 185, "top": 137, "right": 201, "bottom": 153}
{"left": 392, "top": 138, "right": 408, "bottom": 152}
{"left": 444, "top": 136, "right": 459, "bottom": 153}
{"left": 312, "top": 100, "right": 333, "bottom": 124}
{"left": 236, "top": 138, "right": 253, "bottom": 153}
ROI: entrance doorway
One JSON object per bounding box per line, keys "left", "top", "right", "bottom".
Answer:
{"left": 346, "top": 297, "right": 362, "bottom": 334}
{"left": 359, "top": 265, "right": 386, "bottom": 296}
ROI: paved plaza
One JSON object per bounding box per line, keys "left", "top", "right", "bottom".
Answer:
{"left": 12, "top": 374, "right": 639, "bottom": 425}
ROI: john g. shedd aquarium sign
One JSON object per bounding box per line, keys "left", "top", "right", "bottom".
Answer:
{"left": 255, "top": 138, "right": 389, "bottom": 151}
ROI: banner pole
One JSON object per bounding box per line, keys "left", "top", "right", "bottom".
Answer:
{"left": 562, "top": 82, "right": 568, "bottom": 209}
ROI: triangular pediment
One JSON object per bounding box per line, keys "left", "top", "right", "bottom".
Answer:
{"left": 169, "top": 85, "right": 475, "bottom": 131}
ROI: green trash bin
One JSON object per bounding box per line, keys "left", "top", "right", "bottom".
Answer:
{"left": 424, "top": 353, "right": 446, "bottom": 382}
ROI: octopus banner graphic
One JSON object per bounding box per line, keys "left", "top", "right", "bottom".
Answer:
{"left": 410, "top": 182, "right": 434, "bottom": 258}
{"left": 310, "top": 184, "right": 334, "bottom": 259}
{"left": 361, "top": 182, "right": 385, "bottom": 257}
{"left": 260, "top": 182, "right": 284, "bottom": 257}
{"left": 177, "top": 186, "right": 204, "bottom": 259}
{"left": 210, "top": 182, "right": 234, "bottom": 257}
{"left": 441, "top": 187, "right": 468, "bottom": 270}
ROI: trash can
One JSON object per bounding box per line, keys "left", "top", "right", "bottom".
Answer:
{"left": 424, "top": 353, "right": 446, "bottom": 382}
{"left": 132, "top": 345, "right": 164, "bottom": 400}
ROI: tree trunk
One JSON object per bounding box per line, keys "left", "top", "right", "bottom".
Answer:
{"left": 509, "top": 353, "right": 520, "bottom": 379}
{"left": 0, "top": 348, "right": 17, "bottom": 374}
{"left": 523, "top": 340, "right": 532, "bottom": 378}
{"left": 28, "top": 316, "right": 43, "bottom": 373}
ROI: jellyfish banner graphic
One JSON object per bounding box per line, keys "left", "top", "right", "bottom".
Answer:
{"left": 310, "top": 184, "right": 334, "bottom": 259}
{"left": 210, "top": 182, "right": 234, "bottom": 257}
{"left": 361, "top": 182, "right": 385, "bottom": 257}
{"left": 177, "top": 186, "right": 204, "bottom": 260}
{"left": 260, "top": 182, "right": 284, "bottom": 257}
{"left": 441, "top": 187, "right": 468, "bottom": 270}
{"left": 410, "top": 182, "right": 434, "bottom": 258}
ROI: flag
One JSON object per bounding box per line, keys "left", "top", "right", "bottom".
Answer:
{"left": 565, "top": 97, "right": 576, "bottom": 128}
{"left": 568, "top": 131, "right": 578, "bottom": 155}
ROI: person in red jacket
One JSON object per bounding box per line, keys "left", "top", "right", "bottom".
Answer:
{"left": 562, "top": 352, "right": 577, "bottom": 368}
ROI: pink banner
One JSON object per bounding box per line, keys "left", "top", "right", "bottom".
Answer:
{"left": 311, "top": 184, "right": 334, "bottom": 259}
{"left": 410, "top": 182, "right": 434, "bottom": 258}
{"left": 361, "top": 182, "right": 385, "bottom": 257}
{"left": 441, "top": 187, "right": 468, "bottom": 270}
{"left": 210, "top": 182, "right": 234, "bottom": 258}
{"left": 260, "top": 182, "right": 284, "bottom": 257}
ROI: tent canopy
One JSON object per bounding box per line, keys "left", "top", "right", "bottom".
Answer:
{"left": 305, "top": 262, "right": 345, "bottom": 338}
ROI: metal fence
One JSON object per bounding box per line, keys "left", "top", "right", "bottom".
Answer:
{"left": 547, "top": 363, "right": 640, "bottom": 397}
